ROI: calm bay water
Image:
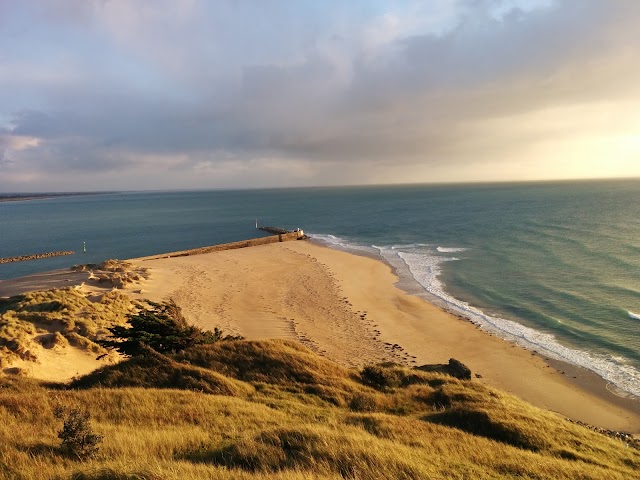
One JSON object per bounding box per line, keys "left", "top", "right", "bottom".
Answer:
{"left": 1, "top": 180, "right": 639, "bottom": 396}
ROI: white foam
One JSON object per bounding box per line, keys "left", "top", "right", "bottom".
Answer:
{"left": 392, "top": 247, "right": 640, "bottom": 398}
{"left": 309, "top": 233, "right": 376, "bottom": 254}
{"left": 391, "top": 243, "right": 431, "bottom": 250}
{"left": 437, "top": 246, "right": 468, "bottom": 253}
{"left": 611, "top": 355, "right": 632, "bottom": 365}
{"left": 628, "top": 311, "right": 640, "bottom": 320}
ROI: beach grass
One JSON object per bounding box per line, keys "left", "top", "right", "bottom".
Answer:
{"left": 0, "top": 288, "right": 134, "bottom": 367}
{"left": 0, "top": 338, "right": 638, "bottom": 479}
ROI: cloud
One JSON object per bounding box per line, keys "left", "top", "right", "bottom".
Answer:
{"left": 1, "top": 0, "right": 640, "bottom": 190}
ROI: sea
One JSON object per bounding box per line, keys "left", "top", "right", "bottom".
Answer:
{"left": 1, "top": 179, "right": 639, "bottom": 397}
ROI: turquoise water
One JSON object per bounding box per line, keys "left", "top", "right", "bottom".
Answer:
{"left": 1, "top": 180, "right": 639, "bottom": 395}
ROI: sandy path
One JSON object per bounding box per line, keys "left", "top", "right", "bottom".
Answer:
{"left": 129, "top": 241, "right": 640, "bottom": 432}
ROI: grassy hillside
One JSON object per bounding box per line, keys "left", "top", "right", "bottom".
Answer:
{"left": 0, "top": 339, "right": 638, "bottom": 479}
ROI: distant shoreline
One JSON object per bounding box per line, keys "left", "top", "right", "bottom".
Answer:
{"left": 0, "top": 192, "right": 117, "bottom": 203}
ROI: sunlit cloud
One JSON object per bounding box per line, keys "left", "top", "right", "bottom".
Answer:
{"left": 1, "top": 0, "right": 640, "bottom": 191}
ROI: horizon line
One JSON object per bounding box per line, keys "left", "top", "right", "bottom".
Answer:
{"left": 2, "top": 175, "right": 640, "bottom": 196}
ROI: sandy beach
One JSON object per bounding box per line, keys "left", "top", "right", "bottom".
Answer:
{"left": 1, "top": 239, "right": 639, "bottom": 433}
{"left": 123, "top": 240, "right": 639, "bottom": 433}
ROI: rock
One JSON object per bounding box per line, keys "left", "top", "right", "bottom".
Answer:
{"left": 445, "top": 358, "right": 472, "bottom": 380}
{"left": 414, "top": 358, "right": 472, "bottom": 380}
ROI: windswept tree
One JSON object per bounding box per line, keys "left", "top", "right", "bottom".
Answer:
{"left": 100, "top": 300, "right": 241, "bottom": 356}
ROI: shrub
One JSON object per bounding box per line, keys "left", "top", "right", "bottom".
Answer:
{"left": 54, "top": 406, "right": 103, "bottom": 459}
{"left": 349, "top": 392, "right": 379, "bottom": 412}
{"left": 360, "top": 365, "right": 403, "bottom": 390}
{"left": 425, "top": 407, "right": 544, "bottom": 451}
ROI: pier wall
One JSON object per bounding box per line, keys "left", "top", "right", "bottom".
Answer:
{"left": 258, "top": 226, "right": 291, "bottom": 235}
{"left": 142, "top": 231, "right": 302, "bottom": 260}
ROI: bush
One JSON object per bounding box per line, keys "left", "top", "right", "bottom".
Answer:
{"left": 99, "top": 300, "right": 242, "bottom": 356}
{"left": 425, "top": 407, "right": 543, "bottom": 451}
{"left": 360, "top": 365, "right": 403, "bottom": 390}
{"left": 54, "top": 406, "right": 103, "bottom": 459}
{"left": 349, "top": 393, "right": 379, "bottom": 412}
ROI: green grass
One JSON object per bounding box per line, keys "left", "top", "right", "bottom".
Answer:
{"left": 0, "top": 338, "right": 638, "bottom": 479}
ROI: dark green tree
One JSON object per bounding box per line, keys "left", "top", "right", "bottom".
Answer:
{"left": 99, "top": 300, "right": 241, "bottom": 356}
{"left": 54, "top": 406, "right": 103, "bottom": 459}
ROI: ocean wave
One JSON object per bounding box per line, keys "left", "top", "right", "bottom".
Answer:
{"left": 315, "top": 233, "right": 640, "bottom": 398}
{"left": 391, "top": 243, "right": 431, "bottom": 250}
{"left": 436, "top": 246, "right": 468, "bottom": 253}
{"left": 308, "top": 233, "right": 376, "bottom": 254}
{"left": 629, "top": 311, "right": 640, "bottom": 320}
{"left": 390, "top": 247, "right": 640, "bottom": 398}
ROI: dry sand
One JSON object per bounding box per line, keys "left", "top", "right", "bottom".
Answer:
{"left": 0, "top": 269, "right": 91, "bottom": 297}
{"left": 2, "top": 240, "right": 639, "bottom": 432}
{"left": 6, "top": 345, "right": 118, "bottom": 382}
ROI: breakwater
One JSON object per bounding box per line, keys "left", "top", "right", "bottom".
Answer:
{"left": 258, "top": 226, "right": 291, "bottom": 235}
{"left": 0, "top": 251, "right": 75, "bottom": 264}
{"left": 141, "top": 230, "right": 304, "bottom": 261}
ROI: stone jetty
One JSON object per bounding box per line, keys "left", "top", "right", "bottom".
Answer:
{"left": 0, "top": 251, "right": 75, "bottom": 264}
{"left": 140, "top": 228, "right": 306, "bottom": 261}
{"left": 258, "top": 226, "right": 292, "bottom": 235}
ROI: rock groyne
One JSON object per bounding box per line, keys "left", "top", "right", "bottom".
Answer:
{"left": 0, "top": 251, "right": 75, "bottom": 264}
{"left": 259, "top": 226, "right": 307, "bottom": 239}
{"left": 258, "top": 226, "right": 291, "bottom": 235}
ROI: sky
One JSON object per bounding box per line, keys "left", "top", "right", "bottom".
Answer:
{"left": 1, "top": 0, "right": 640, "bottom": 192}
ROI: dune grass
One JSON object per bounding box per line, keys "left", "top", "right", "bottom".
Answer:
{"left": 0, "top": 338, "right": 638, "bottom": 479}
{"left": 0, "top": 288, "right": 134, "bottom": 367}
{"left": 73, "top": 259, "right": 149, "bottom": 289}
